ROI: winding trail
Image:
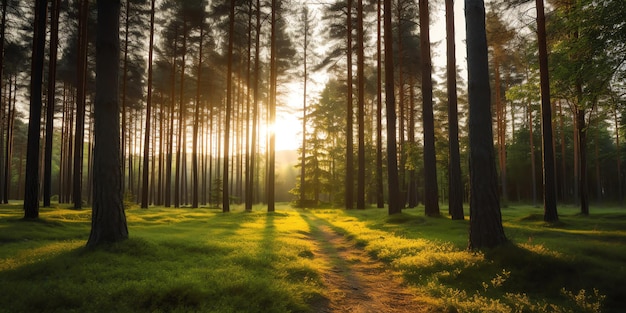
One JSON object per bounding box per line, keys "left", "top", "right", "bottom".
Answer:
{"left": 300, "top": 213, "right": 433, "bottom": 313}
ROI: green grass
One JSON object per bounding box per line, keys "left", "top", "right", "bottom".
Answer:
{"left": 1, "top": 202, "right": 624, "bottom": 312}
{"left": 311, "top": 205, "right": 625, "bottom": 312}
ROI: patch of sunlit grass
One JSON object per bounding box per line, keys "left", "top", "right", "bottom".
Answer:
{"left": 309, "top": 206, "right": 623, "bottom": 313}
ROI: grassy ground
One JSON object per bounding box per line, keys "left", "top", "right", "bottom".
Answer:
{"left": 0, "top": 202, "right": 624, "bottom": 312}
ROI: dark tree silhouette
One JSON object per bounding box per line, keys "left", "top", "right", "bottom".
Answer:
{"left": 446, "top": 0, "right": 464, "bottom": 220}
{"left": 419, "top": 0, "right": 440, "bottom": 217}
{"left": 43, "top": 0, "right": 61, "bottom": 207}
{"left": 23, "top": 0, "right": 47, "bottom": 219}
{"left": 141, "top": 0, "right": 156, "bottom": 209}
{"left": 87, "top": 0, "right": 128, "bottom": 246}
{"left": 536, "top": 0, "right": 558, "bottom": 222}
{"left": 466, "top": 0, "right": 507, "bottom": 249}
{"left": 384, "top": 0, "right": 401, "bottom": 215}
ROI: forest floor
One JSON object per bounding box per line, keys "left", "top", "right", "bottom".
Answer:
{"left": 1, "top": 203, "right": 624, "bottom": 312}
{"left": 300, "top": 212, "right": 433, "bottom": 313}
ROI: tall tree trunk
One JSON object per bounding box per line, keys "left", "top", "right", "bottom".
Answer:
{"left": 244, "top": 1, "right": 253, "bottom": 210}
{"left": 529, "top": 103, "right": 537, "bottom": 206}
{"left": 356, "top": 0, "right": 365, "bottom": 210}
{"left": 446, "top": 0, "right": 464, "bottom": 220}
{"left": 536, "top": 0, "right": 558, "bottom": 222}
{"left": 4, "top": 77, "right": 13, "bottom": 204}
{"left": 614, "top": 107, "right": 622, "bottom": 205}
{"left": 345, "top": 0, "right": 354, "bottom": 210}
{"left": 73, "top": 0, "right": 89, "bottom": 210}
{"left": 465, "top": 0, "right": 507, "bottom": 249}
{"left": 24, "top": 0, "right": 48, "bottom": 219}
{"left": 267, "top": 0, "right": 278, "bottom": 212}
{"left": 0, "top": 0, "right": 6, "bottom": 203}
{"left": 165, "top": 36, "right": 177, "bottom": 208}
{"left": 384, "top": 0, "right": 401, "bottom": 215}
{"left": 140, "top": 0, "right": 155, "bottom": 209}
{"left": 192, "top": 26, "right": 203, "bottom": 209}
{"left": 88, "top": 0, "right": 127, "bottom": 246}
{"left": 576, "top": 91, "right": 589, "bottom": 215}
{"left": 493, "top": 56, "right": 507, "bottom": 204}
{"left": 594, "top": 113, "right": 601, "bottom": 201}
{"left": 43, "top": 0, "right": 61, "bottom": 207}
{"left": 420, "top": 0, "right": 440, "bottom": 216}
{"left": 559, "top": 101, "right": 567, "bottom": 202}
{"left": 121, "top": 0, "right": 129, "bottom": 194}
{"left": 223, "top": 0, "right": 236, "bottom": 212}
{"left": 375, "top": 0, "right": 384, "bottom": 209}
{"left": 246, "top": 0, "right": 261, "bottom": 212}
{"left": 300, "top": 7, "right": 309, "bottom": 207}
{"left": 175, "top": 21, "right": 187, "bottom": 208}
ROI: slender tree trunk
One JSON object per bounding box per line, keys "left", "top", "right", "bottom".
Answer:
{"left": 73, "top": 0, "right": 89, "bottom": 210}
{"left": 175, "top": 21, "right": 187, "bottom": 208}
{"left": 246, "top": 0, "right": 261, "bottom": 211}
{"left": 244, "top": 1, "right": 253, "bottom": 210}
{"left": 420, "top": 0, "right": 440, "bottom": 216}
{"left": 446, "top": 0, "right": 464, "bottom": 219}
{"left": 267, "top": 0, "right": 278, "bottom": 212}
{"left": 384, "top": 0, "right": 401, "bottom": 215}
{"left": 536, "top": 0, "right": 558, "bottom": 221}
{"left": 614, "top": 108, "right": 622, "bottom": 205}
{"left": 165, "top": 37, "right": 176, "bottom": 208}
{"left": 88, "top": 0, "right": 128, "bottom": 246}
{"left": 345, "top": 0, "right": 354, "bottom": 210}
{"left": 594, "top": 113, "right": 601, "bottom": 202}
{"left": 529, "top": 104, "right": 537, "bottom": 206}
{"left": 493, "top": 56, "right": 507, "bottom": 204}
{"left": 43, "top": 0, "right": 61, "bottom": 207}
{"left": 559, "top": 101, "right": 567, "bottom": 201}
{"left": 192, "top": 26, "right": 203, "bottom": 209}
{"left": 24, "top": 0, "right": 48, "bottom": 218}
{"left": 375, "top": 0, "right": 384, "bottom": 209}
{"left": 4, "top": 76, "right": 14, "bottom": 203}
{"left": 300, "top": 7, "right": 309, "bottom": 207}
{"left": 140, "top": 0, "right": 155, "bottom": 209}
{"left": 121, "top": 0, "right": 130, "bottom": 194}
{"left": 223, "top": 0, "right": 236, "bottom": 212}
{"left": 466, "top": 0, "right": 507, "bottom": 249}
{"left": 0, "top": 0, "right": 6, "bottom": 202}
{"left": 356, "top": 0, "right": 365, "bottom": 210}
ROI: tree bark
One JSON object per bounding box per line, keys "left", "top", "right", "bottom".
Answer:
{"left": 223, "top": 0, "right": 235, "bottom": 212}
{"left": 376, "top": 0, "right": 384, "bottom": 209}
{"left": 141, "top": 0, "right": 155, "bottom": 209}
{"left": 384, "top": 0, "right": 401, "bottom": 215}
{"left": 268, "top": 0, "right": 277, "bottom": 212}
{"left": 0, "top": 0, "right": 6, "bottom": 203}
{"left": 357, "top": 0, "right": 365, "bottom": 210}
{"left": 420, "top": 0, "right": 440, "bottom": 216}
{"left": 43, "top": 0, "right": 61, "bottom": 207}
{"left": 192, "top": 25, "right": 203, "bottom": 209}
{"left": 446, "top": 0, "right": 464, "bottom": 220}
{"left": 345, "top": 0, "right": 354, "bottom": 210}
{"left": 73, "top": 0, "right": 89, "bottom": 210}
{"left": 536, "top": 0, "right": 558, "bottom": 222}
{"left": 465, "top": 0, "right": 507, "bottom": 249}
{"left": 24, "top": 0, "right": 48, "bottom": 219}
{"left": 87, "top": 0, "right": 128, "bottom": 246}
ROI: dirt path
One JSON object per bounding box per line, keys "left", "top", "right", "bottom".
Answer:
{"left": 301, "top": 214, "right": 434, "bottom": 313}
